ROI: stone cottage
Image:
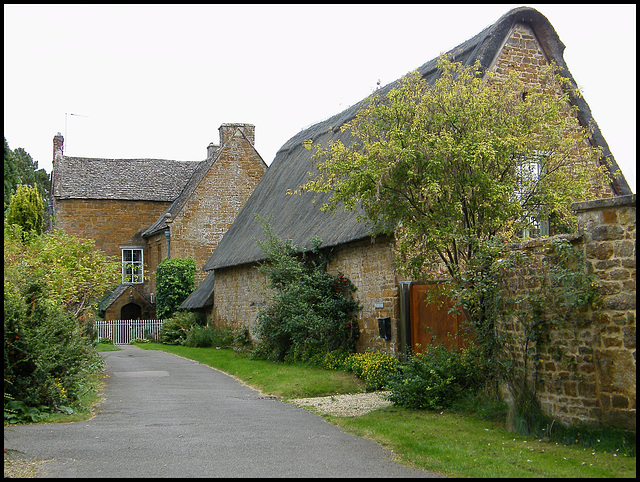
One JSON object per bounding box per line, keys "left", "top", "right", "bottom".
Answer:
{"left": 181, "top": 7, "right": 635, "bottom": 429}
{"left": 50, "top": 123, "right": 267, "bottom": 320}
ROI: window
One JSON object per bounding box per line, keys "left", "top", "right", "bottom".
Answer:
{"left": 122, "top": 247, "right": 144, "bottom": 284}
{"left": 516, "top": 154, "right": 549, "bottom": 238}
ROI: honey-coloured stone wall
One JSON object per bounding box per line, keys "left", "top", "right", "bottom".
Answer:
{"left": 170, "top": 125, "right": 266, "bottom": 286}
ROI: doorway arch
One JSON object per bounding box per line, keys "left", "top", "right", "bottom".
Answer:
{"left": 121, "top": 302, "right": 142, "bottom": 320}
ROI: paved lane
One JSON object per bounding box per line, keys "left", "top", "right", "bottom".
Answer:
{"left": 4, "top": 346, "right": 442, "bottom": 478}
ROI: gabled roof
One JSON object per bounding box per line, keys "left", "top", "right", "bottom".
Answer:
{"left": 97, "top": 283, "right": 153, "bottom": 314}
{"left": 202, "top": 6, "right": 631, "bottom": 273}
{"left": 142, "top": 125, "right": 266, "bottom": 238}
{"left": 52, "top": 156, "right": 201, "bottom": 202}
{"left": 142, "top": 157, "right": 211, "bottom": 237}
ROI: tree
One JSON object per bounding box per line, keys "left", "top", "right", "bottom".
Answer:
{"left": 6, "top": 184, "right": 44, "bottom": 237}
{"left": 4, "top": 137, "right": 50, "bottom": 225}
{"left": 4, "top": 225, "right": 120, "bottom": 414}
{"left": 301, "top": 56, "right": 609, "bottom": 281}
{"left": 4, "top": 225, "right": 121, "bottom": 320}
{"left": 4, "top": 137, "right": 20, "bottom": 210}
{"left": 155, "top": 257, "right": 196, "bottom": 319}
{"left": 300, "top": 56, "right": 611, "bottom": 419}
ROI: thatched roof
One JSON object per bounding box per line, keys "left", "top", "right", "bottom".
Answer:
{"left": 201, "top": 6, "right": 631, "bottom": 275}
{"left": 178, "top": 271, "right": 215, "bottom": 310}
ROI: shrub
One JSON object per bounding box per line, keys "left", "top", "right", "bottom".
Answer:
{"left": 183, "top": 325, "right": 236, "bottom": 348}
{"left": 252, "top": 222, "right": 361, "bottom": 362}
{"left": 159, "top": 311, "right": 202, "bottom": 345}
{"left": 4, "top": 278, "right": 103, "bottom": 413}
{"left": 387, "top": 344, "right": 486, "bottom": 410}
{"left": 346, "top": 351, "right": 399, "bottom": 391}
{"left": 155, "top": 257, "right": 196, "bottom": 319}
{"left": 312, "top": 349, "right": 353, "bottom": 371}
{"left": 4, "top": 226, "right": 111, "bottom": 418}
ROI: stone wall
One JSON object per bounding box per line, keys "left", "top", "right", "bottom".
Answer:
{"left": 499, "top": 195, "right": 635, "bottom": 429}
{"left": 210, "top": 263, "right": 268, "bottom": 332}
{"left": 170, "top": 124, "right": 266, "bottom": 286}
{"left": 54, "top": 198, "right": 170, "bottom": 260}
{"left": 325, "top": 237, "right": 403, "bottom": 353}
{"left": 571, "top": 195, "right": 635, "bottom": 429}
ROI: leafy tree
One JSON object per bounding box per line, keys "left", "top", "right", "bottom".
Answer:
{"left": 6, "top": 184, "right": 44, "bottom": 237}
{"left": 4, "top": 137, "right": 20, "bottom": 209}
{"left": 301, "top": 56, "right": 609, "bottom": 281}
{"left": 4, "top": 137, "right": 50, "bottom": 225}
{"left": 4, "top": 224, "right": 120, "bottom": 320}
{"left": 300, "top": 56, "right": 611, "bottom": 416}
{"left": 155, "top": 257, "right": 196, "bottom": 319}
{"left": 4, "top": 225, "right": 120, "bottom": 416}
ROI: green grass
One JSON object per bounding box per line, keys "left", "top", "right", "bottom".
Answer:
{"left": 95, "top": 342, "right": 121, "bottom": 352}
{"left": 138, "top": 342, "right": 636, "bottom": 478}
{"left": 135, "top": 343, "right": 364, "bottom": 398}
{"left": 328, "top": 408, "right": 635, "bottom": 478}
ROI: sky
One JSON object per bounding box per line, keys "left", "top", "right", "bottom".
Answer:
{"left": 4, "top": 4, "right": 636, "bottom": 193}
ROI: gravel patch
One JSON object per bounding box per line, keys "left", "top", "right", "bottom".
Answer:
{"left": 289, "top": 391, "right": 392, "bottom": 417}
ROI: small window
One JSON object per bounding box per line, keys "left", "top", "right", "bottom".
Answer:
{"left": 516, "top": 154, "right": 549, "bottom": 238}
{"left": 122, "top": 248, "right": 144, "bottom": 284}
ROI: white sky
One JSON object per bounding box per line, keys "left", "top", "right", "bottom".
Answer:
{"left": 4, "top": 4, "right": 636, "bottom": 193}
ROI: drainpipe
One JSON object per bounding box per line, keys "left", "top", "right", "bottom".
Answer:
{"left": 164, "top": 213, "right": 172, "bottom": 259}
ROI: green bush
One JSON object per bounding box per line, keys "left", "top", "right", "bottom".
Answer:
{"left": 4, "top": 226, "right": 111, "bottom": 420}
{"left": 310, "top": 349, "right": 353, "bottom": 371}
{"left": 346, "top": 351, "right": 399, "bottom": 391}
{"left": 4, "top": 279, "right": 103, "bottom": 414}
{"left": 387, "top": 344, "right": 486, "bottom": 410}
{"left": 183, "top": 325, "right": 236, "bottom": 348}
{"left": 159, "top": 311, "right": 202, "bottom": 345}
{"left": 155, "top": 257, "right": 196, "bottom": 319}
{"left": 252, "top": 223, "right": 361, "bottom": 362}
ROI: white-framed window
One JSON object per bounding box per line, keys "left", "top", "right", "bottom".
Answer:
{"left": 121, "top": 247, "right": 144, "bottom": 284}
{"left": 516, "top": 154, "right": 549, "bottom": 238}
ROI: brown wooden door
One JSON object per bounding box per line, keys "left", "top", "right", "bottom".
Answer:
{"left": 409, "top": 283, "right": 470, "bottom": 352}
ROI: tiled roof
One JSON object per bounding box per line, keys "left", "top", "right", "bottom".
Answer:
{"left": 53, "top": 157, "right": 201, "bottom": 202}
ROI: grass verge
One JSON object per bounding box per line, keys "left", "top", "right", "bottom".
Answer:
{"left": 328, "top": 408, "right": 635, "bottom": 478}
{"left": 135, "top": 343, "right": 364, "bottom": 398}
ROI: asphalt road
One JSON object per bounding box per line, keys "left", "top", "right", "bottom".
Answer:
{"left": 4, "top": 345, "right": 442, "bottom": 478}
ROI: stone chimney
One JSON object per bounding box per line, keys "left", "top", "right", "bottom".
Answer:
{"left": 219, "top": 123, "right": 255, "bottom": 146}
{"left": 53, "top": 132, "right": 64, "bottom": 164}
{"left": 207, "top": 142, "right": 219, "bottom": 159}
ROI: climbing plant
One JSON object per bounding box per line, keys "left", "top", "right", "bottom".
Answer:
{"left": 155, "top": 257, "right": 196, "bottom": 319}
{"left": 451, "top": 236, "right": 602, "bottom": 429}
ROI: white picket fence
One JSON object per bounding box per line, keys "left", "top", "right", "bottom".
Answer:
{"left": 93, "top": 319, "right": 165, "bottom": 345}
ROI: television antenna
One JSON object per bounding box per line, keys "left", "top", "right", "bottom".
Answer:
{"left": 64, "top": 112, "right": 89, "bottom": 155}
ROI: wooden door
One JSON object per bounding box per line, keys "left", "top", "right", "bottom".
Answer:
{"left": 409, "top": 283, "right": 470, "bottom": 352}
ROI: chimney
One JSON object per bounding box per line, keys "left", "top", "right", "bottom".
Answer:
{"left": 219, "top": 123, "right": 255, "bottom": 146}
{"left": 53, "top": 132, "right": 64, "bottom": 164}
{"left": 207, "top": 142, "right": 219, "bottom": 159}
